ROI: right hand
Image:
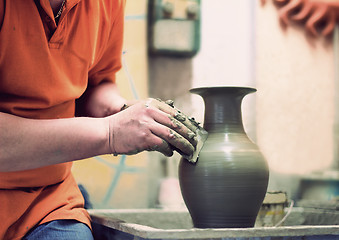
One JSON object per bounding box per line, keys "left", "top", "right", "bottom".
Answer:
{"left": 261, "top": 0, "right": 339, "bottom": 37}
{"left": 106, "top": 98, "right": 198, "bottom": 157}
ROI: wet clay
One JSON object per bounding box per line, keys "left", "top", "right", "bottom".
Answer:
{"left": 179, "top": 87, "right": 269, "bottom": 228}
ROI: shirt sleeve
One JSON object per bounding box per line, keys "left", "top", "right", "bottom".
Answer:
{"left": 87, "top": 0, "right": 125, "bottom": 86}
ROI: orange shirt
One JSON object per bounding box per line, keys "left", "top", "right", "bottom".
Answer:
{"left": 0, "top": 0, "right": 125, "bottom": 239}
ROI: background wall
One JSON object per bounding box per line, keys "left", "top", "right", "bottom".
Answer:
{"left": 151, "top": 0, "right": 338, "bottom": 202}
{"left": 73, "top": 0, "right": 338, "bottom": 209}
{"left": 72, "top": 0, "right": 153, "bottom": 209}
{"left": 256, "top": 1, "right": 337, "bottom": 200}
{"left": 256, "top": 1, "right": 335, "bottom": 175}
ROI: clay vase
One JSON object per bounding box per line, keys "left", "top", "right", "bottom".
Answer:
{"left": 178, "top": 86, "right": 269, "bottom": 228}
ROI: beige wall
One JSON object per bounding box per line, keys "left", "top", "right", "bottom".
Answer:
{"left": 256, "top": 1, "right": 335, "bottom": 175}
{"left": 72, "top": 0, "right": 151, "bottom": 209}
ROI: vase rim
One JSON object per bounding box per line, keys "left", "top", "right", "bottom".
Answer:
{"left": 190, "top": 86, "right": 257, "bottom": 95}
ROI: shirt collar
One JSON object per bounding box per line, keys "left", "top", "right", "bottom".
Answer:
{"left": 37, "top": 0, "right": 82, "bottom": 19}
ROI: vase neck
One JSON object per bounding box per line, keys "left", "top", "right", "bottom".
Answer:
{"left": 191, "top": 87, "right": 256, "bottom": 133}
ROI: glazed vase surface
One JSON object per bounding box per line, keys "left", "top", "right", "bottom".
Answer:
{"left": 179, "top": 87, "right": 269, "bottom": 228}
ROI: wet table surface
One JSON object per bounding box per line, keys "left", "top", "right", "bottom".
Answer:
{"left": 88, "top": 208, "right": 339, "bottom": 240}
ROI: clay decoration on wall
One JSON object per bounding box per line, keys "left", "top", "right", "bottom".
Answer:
{"left": 261, "top": 0, "right": 339, "bottom": 37}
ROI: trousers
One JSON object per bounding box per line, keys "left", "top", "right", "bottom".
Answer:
{"left": 22, "top": 220, "right": 94, "bottom": 240}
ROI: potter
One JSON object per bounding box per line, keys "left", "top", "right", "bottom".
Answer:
{"left": 179, "top": 86, "right": 269, "bottom": 228}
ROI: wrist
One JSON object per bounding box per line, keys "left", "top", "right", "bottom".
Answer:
{"left": 83, "top": 117, "right": 113, "bottom": 156}
{"left": 104, "top": 115, "right": 118, "bottom": 155}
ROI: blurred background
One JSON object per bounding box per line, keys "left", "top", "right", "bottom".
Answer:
{"left": 72, "top": 0, "right": 339, "bottom": 210}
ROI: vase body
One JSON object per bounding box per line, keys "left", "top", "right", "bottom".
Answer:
{"left": 179, "top": 87, "right": 269, "bottom": 228}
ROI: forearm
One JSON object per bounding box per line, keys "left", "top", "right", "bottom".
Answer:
{"left": 76, "top": 81, "right": 127, "bottom": 117}
{"left": 0, "top": 112, "right": 110, "bottom": 172}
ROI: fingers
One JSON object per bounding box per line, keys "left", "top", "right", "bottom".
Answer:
{"left": 275, "top": 0, "right": 289, "bottom": 4}
{"left": 291, "top": 2, "right": 313, "bottom": 21}
{"left": 148, "top": 139, "right": 174, "bottom": 157}
{"left": 320, "top": 9, "right": 336, "bottom": 36}
{"left": 259, "top": 0, "right": 288, "bottom": 6}
{"left": 272, "top": 0, "right": 336, "bottom": 38}
{"left": 169, "top": 117, "right": 198, "bottom": 145}
{"left": 147, "top": 98, "right": 199, "bottom": 143}
{"left": 144, "top": 106, "right": 196, "bottom": 155}
{"left": 149, "top": 121, "right": 195, "bottom": 157}
{"left": 145, "top": 117, "right": 194, "bottom": 157}
{"left": 305, "top": 4, "right": 328, "bottom": 36}
{"left": 144, "top": 98, "right": 199, "bottom": 156}
{"left": 278, "top": 0, "right": 304, "bottom": 26}
{"left": 153, "top": 98, "right": 201, "bottom": 133}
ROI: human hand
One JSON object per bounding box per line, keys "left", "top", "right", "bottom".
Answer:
{"left": 260, "top": 0, "right": 289, "bottom": 6}
{"left": 298, "top": 0, "right": 339, "bottom": 37}
{"left": 107, "top": 98, "right": 199, "bottom": 157}
{"left": 260, "top": 0, "right": 304, "bottom": 25}
{"left": 261, "top": 0, "right": 339, "bottom": 37}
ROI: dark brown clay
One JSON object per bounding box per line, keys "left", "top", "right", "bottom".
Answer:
{"left": 179, "top": 87, "right": 269, "bottom": 228}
